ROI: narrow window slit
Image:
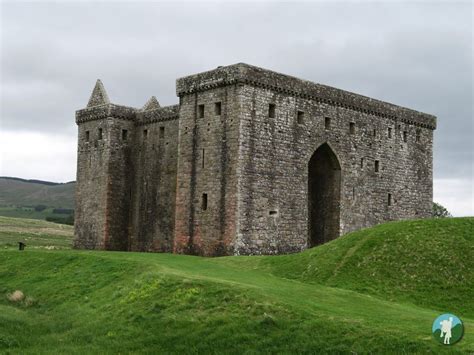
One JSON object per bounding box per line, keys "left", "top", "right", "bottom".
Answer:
{"left": 325, "top": 117, "right": 331, "bottom": 129}
{"left": 215, "top": 102, "right": 221, "bottom": 116}
{"left": 349, "top": 122, "right": 355, "bottom": 134}
{"left": 297, "top": 111, "right": 304, "bottom": 124}
{"left": 268, "top": 104, "right": 276, "bottom": 118}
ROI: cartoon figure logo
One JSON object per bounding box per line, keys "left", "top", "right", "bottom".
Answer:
{"left": 432, "top": 314, "right": 464, "bottom": 345}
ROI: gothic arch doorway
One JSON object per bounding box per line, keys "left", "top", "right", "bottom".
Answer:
{"left": 308, "top": 143, "right": 341, "bottom": 247}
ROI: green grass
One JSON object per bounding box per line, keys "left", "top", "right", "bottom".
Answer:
{"left": 0, "top": 217, "right": 472, "bottom": 353}
{"left": 0, "top": 216, "right": 73, "bottom": 250}
{"left": 219, "top": 218, "right": 474, "bottom": 318}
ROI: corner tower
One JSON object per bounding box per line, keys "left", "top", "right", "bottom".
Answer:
{"left": 174, "top": 66, "right": 243, "bottom": 256}
{"left": 73, "top": 80, "right": 137, "bottom": 250}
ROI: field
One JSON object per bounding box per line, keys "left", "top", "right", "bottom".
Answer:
{"left": 0, "top": 216, "right": 472, "bottom": 353}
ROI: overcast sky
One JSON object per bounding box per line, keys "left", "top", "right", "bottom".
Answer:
{"left": 0, "top": 1, "right": 472, "bottom": 216}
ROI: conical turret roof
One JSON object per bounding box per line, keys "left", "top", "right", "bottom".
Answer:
{"left": 87, "top": 79, "right": 110, "bottom": 107}
{"left": 142, "top": 96, "right": 160, "bottom": 110}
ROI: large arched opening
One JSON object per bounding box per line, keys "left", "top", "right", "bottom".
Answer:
{"left": 308, "top": 143, "right": 341, "bottom": 247}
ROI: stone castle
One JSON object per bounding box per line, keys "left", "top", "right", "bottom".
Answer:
{"left": 73, "top": 63, "right": 436, "bottom": 256}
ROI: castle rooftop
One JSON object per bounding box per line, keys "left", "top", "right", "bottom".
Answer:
{"left": 176, "top": 63, "right": 436, "bottom": 129}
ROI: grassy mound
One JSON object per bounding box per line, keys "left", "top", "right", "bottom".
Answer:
{"left": 227, "top": 218, "right": 473, "bottom": 318}
{"left": 0, "top": 217, "right": 472, "bottom": 353}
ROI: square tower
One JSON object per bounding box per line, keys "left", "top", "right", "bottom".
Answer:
{"left": 174, "top": 63, "right": 436, "bottom": 256}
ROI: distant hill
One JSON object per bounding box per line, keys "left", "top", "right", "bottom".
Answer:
{"left": 0, "top": 177, "right": 75, "bottom": 209}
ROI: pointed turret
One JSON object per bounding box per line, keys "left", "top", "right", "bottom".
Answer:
{"left": 142, "top": 96, "right": 160, "bottom": 111}
{"left": 87, "top": 79, "right": 110, "bottom": 107}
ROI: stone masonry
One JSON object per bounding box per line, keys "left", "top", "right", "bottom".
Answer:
{"left": 73, "top": 63, "right": 436, "bottom": 256}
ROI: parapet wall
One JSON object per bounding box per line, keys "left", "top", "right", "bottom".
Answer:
{"left": 177, "top": 63, "right": 436, "bottom": 130}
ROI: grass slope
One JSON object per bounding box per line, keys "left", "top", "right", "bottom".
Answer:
{"left": 0, "top": 177, "right": 75, "bottom": 209}
{"left": 0, "top": 217, "right": 473, "bottom": 353}
{"left": 221, "top": 218, "right": 474, "bottom": 319}
{"left": 0, "top": 216, "right": 73, "bottom": 250}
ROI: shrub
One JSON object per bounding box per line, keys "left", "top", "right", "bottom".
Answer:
{"left": 432, "top": 202, "right": 452, "bottom": 218}
{"left": 52, "top": 208, "right": 74, "bottom": 215}
{"left": 46, "top": 214, "right": 74, "bottom": 225}
{"left": 34, "top": 205, "right": 48, "bottom": 212}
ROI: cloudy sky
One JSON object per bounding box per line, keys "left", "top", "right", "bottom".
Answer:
{"left": 0, "top": 1, "right": 472, "bottom": 216}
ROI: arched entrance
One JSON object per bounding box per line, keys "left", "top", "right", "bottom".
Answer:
{"left": 308, "top": 143, "right": 341, "bottom": 247}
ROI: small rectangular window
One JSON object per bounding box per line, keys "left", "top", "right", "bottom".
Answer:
{"left": 349, "top": 122, "right": 355, "bottom": 135}
{"left": 360, "top": 158, "right": 364, "bottom": 169}
{"left": 215, "top": 102, "right": 221, "bottom": 116}
{"left": 98, "top": 128, "right": 103, "bottom": 140}
{"left": 388, "top": 193, "right": 392, "bottom": 206}
{"left": 325, "top": 117, "right": 331, "bottom": 129}
{"left": 403, "top": 131, "right": 408, "bottom": 142}
{"left": 159, "top": 126, "right": 165, "bottom": 138}
{"left": 143, "top": 129, "right": 148, "bottom": 139}
{"left": 416, "top": 129, "right": 421, "bottom": 142}
{"left": 85, "top": 130, "right": 90, "bottom": 142}
{"left": 198, "top": 104, "right": 204, "bottom": 118}
{"left": 388, "top": 127, "right": 392, "bottom": 138}
{"left": 122, "top": 129, "right": 128, "bottom": 140}
{"left": 269, "top": 210, "right": 278, "bottom": 216}
{"left": 202, "top": 149, "right": 205, "bottom": 169}
{"left": 268, "top": 104, "right": 275, "bottom": 118}
{"left": 297, "top": 111, "right": 304, "bottom": 124}
{"left": 373, "top": 129, "right": 377, "bottom": 137}
{"left": 375, "top": 160, "right": 379, "bottom": 172}
{"left": 202, "top": 193, "right": 208, "bottom": 211}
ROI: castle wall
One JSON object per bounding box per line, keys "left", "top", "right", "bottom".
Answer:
{"left": 130, "top": 106, "right": 179, "bottom": 252}
{"left": 174, "top": 86, "right": 241, "bottom": 256}
{"left": 234, "top": 84, "right": 434, "bottom": 254}
{"left": 74, "top": 120, "right": 109, "bottom": 249}
{"left": 74, "top": 105, "right": 136, "bottom": 250}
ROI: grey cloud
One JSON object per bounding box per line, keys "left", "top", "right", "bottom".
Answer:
{"left": 1, "top": 1, "right": 472, "bottom": 182}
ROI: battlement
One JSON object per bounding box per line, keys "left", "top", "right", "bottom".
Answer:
{"left": 176, "top": 63, "right": 436, "bottom": 129}
{"left": 75, "top": 103, "right": 137, "bottom": 124}
{"left": 136, "top": 104, "right": 179, "bottom": 126}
